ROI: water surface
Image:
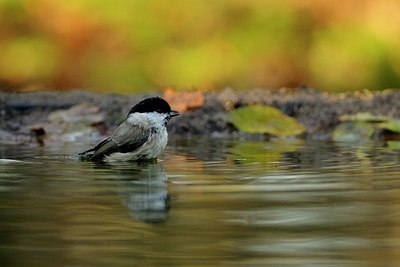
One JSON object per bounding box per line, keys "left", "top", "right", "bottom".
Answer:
{"left": 1, "top": 138, "right": 400, "bottom": 266}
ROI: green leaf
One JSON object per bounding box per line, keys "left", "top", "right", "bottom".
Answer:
{"left": 227, "top": 105, "right": 306, "bottom": 136}
{"left": 340, "top": 112, "right": 389, "bottom": 123}
{"left": 332, "top": 122, "right": 375, "bottom": 142}
{"left": 386, "top": 141, "right": 400, "bottom": 150}
{"left": 379, "top": 119, "right": 400, "bottom": 133}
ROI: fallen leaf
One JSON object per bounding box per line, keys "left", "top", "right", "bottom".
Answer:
{"left": 386, "top": 141, "right": 400, "bottom": 150}
{"left": 332, "top": 121, "right": 375, "bottom": 142}
{"left": 163, "top": 88, "right": 205, "bottom": 112}
{"left": 227, "top": 105, "right": 305, "bottom": 136}
{"left": 379, "top": 119, "right": 400, "bottom": 133}
{"left": 339, "top": 112, "right": 389, "bottom": 123}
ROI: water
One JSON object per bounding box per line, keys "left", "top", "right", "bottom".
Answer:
{"left": 1, "top": 138, "right": 400, "bottom": 266}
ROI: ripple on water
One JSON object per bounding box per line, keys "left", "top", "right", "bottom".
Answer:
{"left": 1, "top": 140, "right": 400, "bottom": 266}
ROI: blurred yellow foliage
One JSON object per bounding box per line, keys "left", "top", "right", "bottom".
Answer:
{"left": 0, "top": 0, "right": 400, "bottom": 92}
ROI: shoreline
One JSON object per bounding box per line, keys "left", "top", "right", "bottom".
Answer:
{"left": 1, "top": 88, "right": 400, "bottom": 142}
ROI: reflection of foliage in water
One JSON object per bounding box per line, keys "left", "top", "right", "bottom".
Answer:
{"left": 228, "top": 140, "right": 304, "bottom": 168}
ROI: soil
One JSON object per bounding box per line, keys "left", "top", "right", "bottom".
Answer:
{"left": 1, "top": 88, "right": 400, "bottom": 142}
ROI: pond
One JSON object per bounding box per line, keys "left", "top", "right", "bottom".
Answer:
{"left": 1, "top": 138, "right": 400, "bottom": 266}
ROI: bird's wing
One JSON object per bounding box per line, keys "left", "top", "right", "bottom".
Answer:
{"left": 89, "top": 122, "right": 149, "bottom": 161}
{"left": 79, "top": 138, "right": 109, "bottom": 155}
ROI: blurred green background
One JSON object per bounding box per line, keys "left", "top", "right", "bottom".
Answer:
{"left": 1, "top": 0, "right": 400, "bottom": 93}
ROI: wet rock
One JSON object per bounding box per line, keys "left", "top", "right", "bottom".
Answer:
{"left": 23, "top": 102, "right": 105, "bottom": 143}
{"left": 0, "top": 129, "right": 15, "bottom": 144}
{"left": 0, "top": 129, "right": 33, "bottom": 145}
{"left": 48, "top": 102, "right": 104, "bottom": 124}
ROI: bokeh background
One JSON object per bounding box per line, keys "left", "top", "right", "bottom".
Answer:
{"left": 1, "top": 0, "right": 400, "bottom": 93}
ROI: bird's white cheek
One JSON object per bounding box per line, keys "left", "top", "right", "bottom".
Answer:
{"left": 126, "top": 112, "right": 168, "bottom": 127}
{"left": 126, "top": 113, "right": 146, "bottom": 125}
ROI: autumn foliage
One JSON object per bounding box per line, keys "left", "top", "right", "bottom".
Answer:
{"left": 0, "top": 1, "right": 400, "bottom": 92}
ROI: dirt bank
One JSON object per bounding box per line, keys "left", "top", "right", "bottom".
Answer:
{"left": 1, "top": 88, "right": 400, "bottom": 142}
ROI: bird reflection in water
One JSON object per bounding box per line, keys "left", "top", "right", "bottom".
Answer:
{"left": 96, "top": 161, "right": 170, "bottom": 223}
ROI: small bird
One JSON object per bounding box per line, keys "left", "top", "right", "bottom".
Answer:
{"left": 79, "top": 97, "right": 179, "bottom": 162}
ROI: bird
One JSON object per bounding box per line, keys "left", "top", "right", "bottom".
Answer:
{"left": 79, "top": 97, "right": 179, "bottom": 162}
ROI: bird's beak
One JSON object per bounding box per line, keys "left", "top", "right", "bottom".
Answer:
{"left": 169, "top": 110, "right": 179, "bottom": 117}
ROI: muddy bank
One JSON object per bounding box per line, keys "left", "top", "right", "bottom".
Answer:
{"left": 1, "top": 88, "right": 400, "bottom": 142}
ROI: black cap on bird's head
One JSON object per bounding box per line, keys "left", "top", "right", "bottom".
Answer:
{"left": 129, "top": 97, "right": 179, "bottom": 117}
